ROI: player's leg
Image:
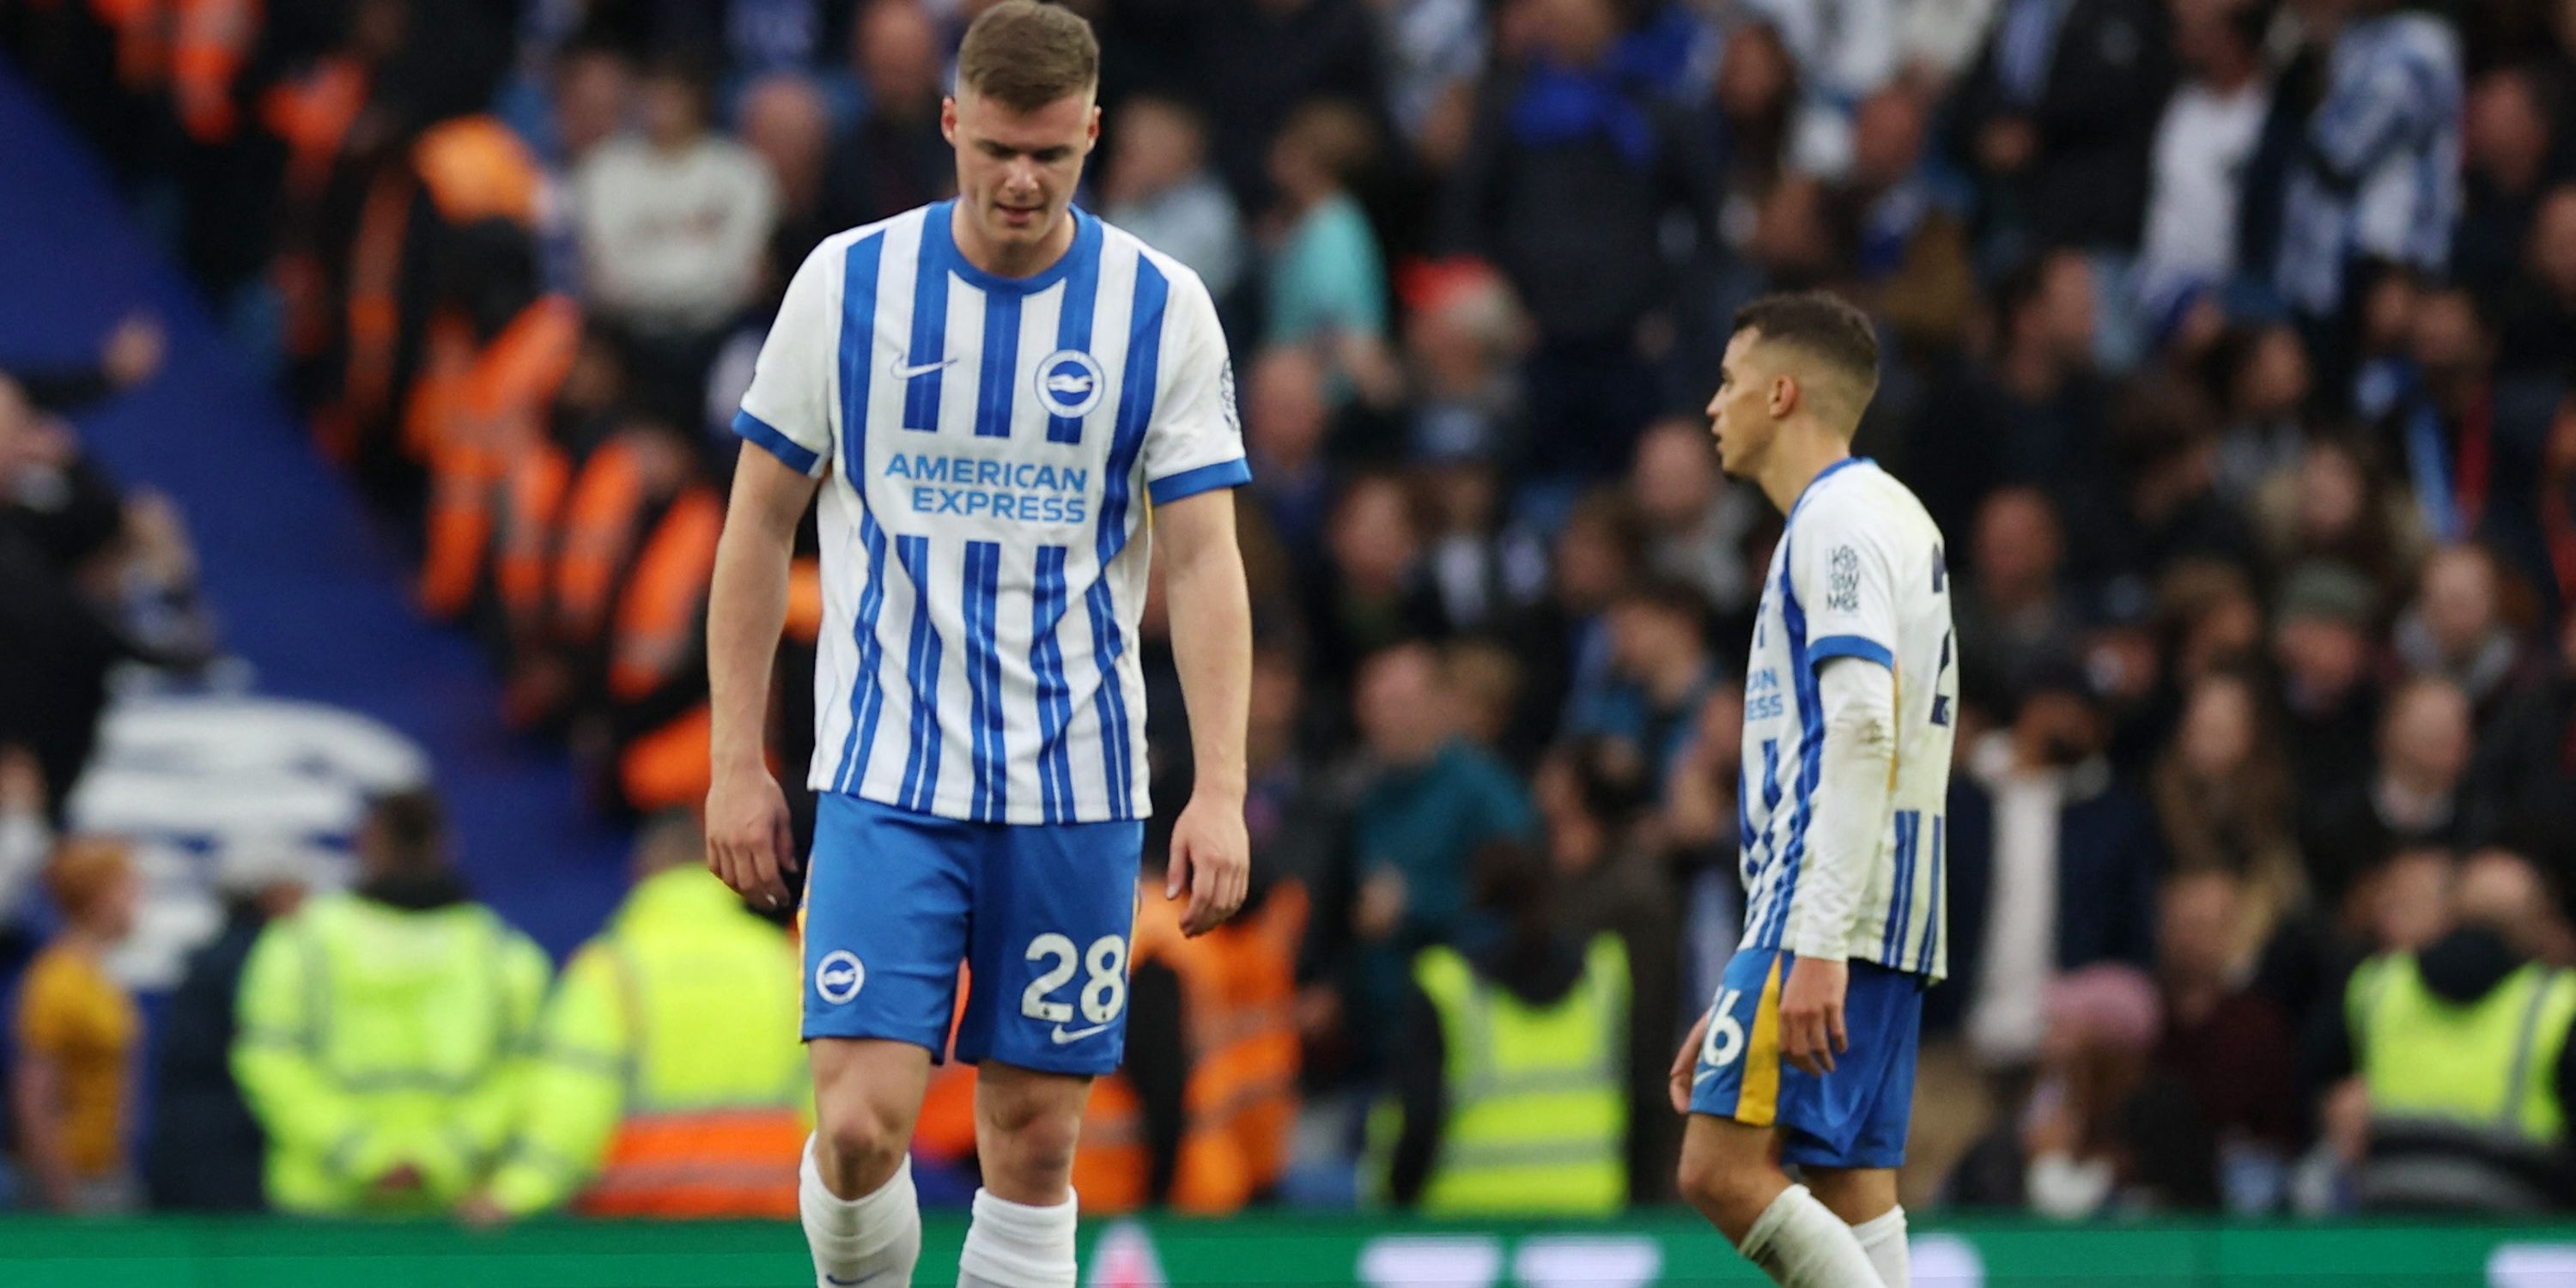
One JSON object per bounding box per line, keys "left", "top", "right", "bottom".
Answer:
{"left": 1781, "top": 962, "right": 1926, "bottom": 1288}
{"left": 1806, "top": 1167, "right": 1906, "bottom": 1288}
{"left": 799, "top": 795, "right": 975, "bottom": 1288}
{"left": 950, "top": 814, "right": 1144, "bottom": 1288}
{"left": 1680, "top": 949, "right": 1887, "bottom": 1287}
{"left": 955, "top": 1061, "right": 1091, "bottom": 1288}
{"left": 805, "top": 1039, "right": 935, "bottom": 1287}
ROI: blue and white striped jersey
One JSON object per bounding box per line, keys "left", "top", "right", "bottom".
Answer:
{"left": 733, "top": 202, "right": 1249, "bottom": 824}
{"left": 1736, "top": 459, "right": 1957, "bottom": 980}
{"left": 2274, "top": 12, "right": 2461, "bottom": 317}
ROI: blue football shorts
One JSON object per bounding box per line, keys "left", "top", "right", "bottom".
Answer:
{"left": 1686, "top": 948, "right": 1923, "bottom": 1170}
{"left": 799, "top": 793, "right": 1143, "bottom": 1076}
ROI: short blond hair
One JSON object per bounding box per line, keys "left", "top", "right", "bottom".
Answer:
{"left": 957, "top": 1, "right": 1099, "bottom": 112}
{"left": 46, "top": 837, "right": 133, "bottom": 923}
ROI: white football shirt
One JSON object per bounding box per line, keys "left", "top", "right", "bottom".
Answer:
{"left": 733, "top": 202, "right": 1248, "bottom": 824}
{"left": 1736, "top": 458, "right": 1957, "bottom": 979}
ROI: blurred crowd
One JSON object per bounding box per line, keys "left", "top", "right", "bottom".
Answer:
{"left": 11, "top": 0, "right": 2576, "bottom": 1225}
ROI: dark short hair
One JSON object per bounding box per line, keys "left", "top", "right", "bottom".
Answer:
{"left": 1731, "top": 290, "right": 1880, "bottom": 401}
{"left": 368, "top": 788, "right": 447, "bottom": 870}
{"left": 1616, "top": 577, "right": 1712, "bottom": 630}
{"left": 957, "top": 1, "right": 1100, "bottom": 112}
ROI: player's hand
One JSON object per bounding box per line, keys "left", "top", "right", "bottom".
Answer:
{"left": 1165, "top": 791, "right": 1249, "bottom": 936}
{"left": 1670, "top": 1008, "right": 1711, "bottom": 1115}
{"left": 1779, "top": 957, "right": 1850, "bottom": 1076}
{"left": 706, "top": 764, "right": 798, "bottom": 910}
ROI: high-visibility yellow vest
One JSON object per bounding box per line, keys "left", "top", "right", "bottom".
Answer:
{"left": 485, "top": 867, "right": 809, "bottom": 1218}
{"left": 1413, "top": 934, "right": 1631, "bottom": 1216}
{"left": 233, "top": 892, "right": 551, "bottom": 1215}
{"left": 2348, "top": 951, "right": 2576, "bottom": 1211}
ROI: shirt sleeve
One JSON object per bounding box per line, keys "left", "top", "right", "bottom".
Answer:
{"left": 732, "top": 238, "right": 842, "bottom": 478}
{"left": 15, "top": 960, "right": 66, "bottom": 1054}
{"left": 1789, "top": 490, "right": 1903, "bottom": 671}
{"left": 1141, "top": 266, "right": 1252, "bottom": 506}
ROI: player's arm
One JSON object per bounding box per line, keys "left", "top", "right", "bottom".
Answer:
{"left": 1156, "top": 488, "right": 1252, "bottom": 935}
{"left": 1143, "top": 267, "right": 1254, "bottom": 936}
{"left": 707, "top": 448, "right": 818, "bottom": 907}
{"left": 1778, "top": 508, "right": 1905, "bottom": 1075}
{"left": 706, "top": 241, "right": 838, "bottom": 908}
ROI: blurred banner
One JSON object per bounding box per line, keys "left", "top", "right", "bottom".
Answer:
{"left": 7, "top": 1213, "right": 2576, "bottom": 1286}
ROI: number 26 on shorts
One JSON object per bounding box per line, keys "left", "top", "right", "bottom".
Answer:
{"left": 1701, "top": 987, "right": 1747, "bottom": 1067}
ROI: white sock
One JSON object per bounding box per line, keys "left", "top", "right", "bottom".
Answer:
{"left": 1851, "top": 1205, "right": 1909, "bottom": 1288}
{"left": 799, "top": 1134, "right": 921, "bottom": 1288}
{"left": 1739, "top": 1183, "right": 1889, "bottom": 1288}
{"left": 957, "top": 1186, "right": 1078, "bottom": 1288}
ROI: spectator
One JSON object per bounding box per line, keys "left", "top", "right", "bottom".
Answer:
{"left": 1533, "top": 738, "right": 1684, "bottom": 1200}
{"left": 1399, "top": 257, "right": 1530, "bottom": 477}
{"left": 0, "top": 377, "right": 181, "bottom": 818}
{"left": 1243, "top": 345, "right": 1338, "bottom": 567}
{"left": 2136, "top": 0, "right": 2272, "bottom": 325}
{"left": 2082, "top": 376, "right": 2256, "bottom": 596}
{"left": 2325, "top": 849, "right": 2576, "bottom": 1212}
{"left": 573, "top": 54, "right": 779, "bottom": 397}
{"left": 2156, "top": 870, "right": 2301, "bottom": 1213}
{"left": 2453, "top": 69, "right": 2565, "bottom": 300}
{"left": 2154, "top": 668, "right": 2308, "bottom": 947}
{"left": 2392, "top": 544, "right": 2539, "bottom": 744}
{"left": 1568, "top": 580, "right": 1725, "bottom": 785}
{"left": 1445, "top": 0, "right": 1719, "bottom": 475}
{"left": 1102, "top": 94, "right": 1245, "bottom": 303}
{"left": 2382, "top": 291, "right": 2517, "bottom": 548}
{"left": 2269, "top": 562, "right": 2385, "bottom": 817}
{"left": 233, "top": 790, "right": 550, "bottom": 1216}
{"left": 1509, "top": 489, "right": 1649, "bottom": 755}
{"left": 2495, "top": 185, "right": 2576, "bottom": 380}
{"left": 1414, "top": 439, "right": 1526, "bottom": 635}
{"left": 1082, "top": 842, "right": 1310, "bottom": 1215}
{"left": 820, "top": 0, "right": 956, "bottom": 231}
{"left": 1954, "top": 666, "right": 2165, "bottom": 1072}
{"left": 2272, "top": 0, "right": 2464, "bottom": 328}
{"left": 1907, "top": 252, "right": 2108, "bottom": 543}
{"left": 739, "top": 73, "right": 837, "bottom": 270}
{"left": 9, "top": 839, "right": 142, "bottom": 1212}
{"left": 1955, "top": 486, "right": 2085, "bottom": 710}
{"left": 1950, "top": 964, "right": 2219, "bottom": 1215}
{"left": 1379, "top": 839, "right": 1632, "bottom": 1214}
{"left": 1262, "top": 100, "right": 1394, "bottom": 373}
{"left": 2303, "top": 676, "right": 2488, "bottom": 915}
{"left": 470, "top": 816, "right": 804, "bottom": 1221}
{"left": 1835, "top": 83, "right": 1980, "bottom": 351}
{"left": 1630, "top": 417, "right": 1764, "bottom": 623}
{"left": 1372, "top": 0, "right": 1485, "bottom": 167}
{"left": 1302, "top": 473, "right": 1448, "bottom": 703}
{"left": 142, "top": 839, "right": 319, "bottom": 1212}
{"left": 2201, "top": 324, "right": 2312, "bottom": 505}
{"left": 1953, "top": 0, "right": 2175, "bottom": 260}
{"left": 1343, "top": 643, "right": 1538, "bottom": 1067}
{"left": 2251, "top": 435, "right": 2425, "bottom": 593}
{"left": 1179, "top": 0, "right": 1385, "bottom": 210}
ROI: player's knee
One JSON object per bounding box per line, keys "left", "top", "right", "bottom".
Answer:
{"left": 1677, "top": 1147, "right": 1773, "bottom": 1238}
{"left": 817, "top": 1097, "right": 911, "bottom": 1188}
{"left": 976, "top": 1095, "right": 1081, "bottom": 1192}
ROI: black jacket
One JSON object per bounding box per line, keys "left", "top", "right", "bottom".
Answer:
{"left": 143, "top": 906, "right": 271, "bottom": 1211}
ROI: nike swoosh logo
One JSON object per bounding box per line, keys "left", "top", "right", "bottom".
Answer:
{"left": 824, "top": 1273, "right": 884, "bottom": 1286}
{"left": 890, "top": 356, "right": 957, "bottom": 379}
{"left": 1052, "top": 1022, "right": 1111, "bottom": 1044}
